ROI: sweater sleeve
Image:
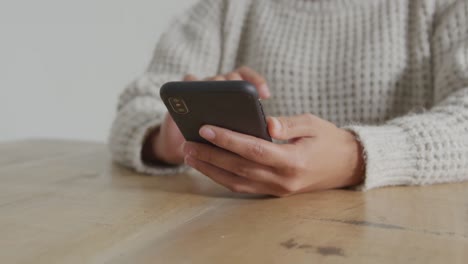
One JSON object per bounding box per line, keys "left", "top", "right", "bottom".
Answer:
{"left": 345, "top": 1, "right": 468, "bottom": 190}
{"left": 108, "top": 0, "right": 224, "bottom": 175}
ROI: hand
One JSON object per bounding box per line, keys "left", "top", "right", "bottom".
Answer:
{"left": 182, "top": 114, "right": 365, "bottom": 197}
{"left": 200, "top": 66, "right": 270, "bottom": 99}
{"left": 142, "top": 66, "right": 271, "bottom": 165}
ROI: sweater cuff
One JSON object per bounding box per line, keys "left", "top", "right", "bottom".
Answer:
{"left": 109, "top": 97, "right": 188, "bottom": 175}
{"left": 343, "top": 124, "right": 419, "bottom": 190}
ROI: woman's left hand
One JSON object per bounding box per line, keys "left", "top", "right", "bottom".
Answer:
{"left": 183, "top": 114, "right": 365, "bottom": 197}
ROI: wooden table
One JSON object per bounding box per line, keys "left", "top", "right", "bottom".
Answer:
{"left": 1, "top": 140, "right": 467, "bottom": 264}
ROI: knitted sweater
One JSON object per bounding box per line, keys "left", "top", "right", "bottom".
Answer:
{"left": 109, "top": 0, "right": 468, "bottom": 190}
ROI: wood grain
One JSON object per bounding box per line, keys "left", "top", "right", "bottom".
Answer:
{"left": 0, "top": 140, "right": 467, "bottom": 264}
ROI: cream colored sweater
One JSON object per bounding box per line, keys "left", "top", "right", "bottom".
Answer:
{"left": 109, "top": 0, "right": 468, "bottom": 190}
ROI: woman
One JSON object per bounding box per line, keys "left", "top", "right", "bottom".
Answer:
{"left": 109, "top": 0, "right": 468, "bottom": 196}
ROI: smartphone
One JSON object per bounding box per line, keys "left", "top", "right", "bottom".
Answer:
{"left": 160, "top": 81, "right": 271, "bottom": 144}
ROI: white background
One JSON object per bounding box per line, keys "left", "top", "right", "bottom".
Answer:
{"left": 0, "top": 0, "right": 197, "bottom": 142}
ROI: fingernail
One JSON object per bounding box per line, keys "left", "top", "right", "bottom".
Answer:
{"left": 271, "top": 117, "right": 281, "bottom": 131}
{"left": 183, "top": 144, "right": 196, "bottom": 156}
{"left": 178, "top": 143, "right": 185, "bottom": 155}
{"left": 182, "top": 142, "right": 188, "bottom": 154}
{"left": 260, "top": 84, "right": 270, "bottom": 98}
{"left": 200, "top": 126, "right": 216, "bottom": 140}
{"left": 184, "top": 155, "right": 195, "bottom": 166}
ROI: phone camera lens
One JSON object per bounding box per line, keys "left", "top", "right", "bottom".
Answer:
{"left": 169, "top": 97, "right": 189, "bottom": 114}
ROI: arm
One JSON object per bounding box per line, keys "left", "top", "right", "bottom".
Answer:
{"left": 345, "top": 1, "right": 468, "bottom": 189}
{"left": 178, "top": 1, "right": 468, "bottom": 196}
{"left": 108, "top": 0, "right": 224, "bottom": 175}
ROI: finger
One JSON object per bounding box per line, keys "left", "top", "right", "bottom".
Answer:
{"left": 204, "top": 75, "right": 226, "bottom": 81}
{"left": 225, "top": 72, "right": 242, "bottom": 81}
{"left": 236, "top": 66, "right": 270, "bottom": 99}
{"left": 183, "top": 74, "right": 198, "bottom": 81}
{"left": 267, "top": 114, "right": 318, "bottom": 140}
{"left": 183, "top": 142, "right": 281, "bottom": 184}
{"left": 164, "top": 113, "right": 184, "bottom": 141}
{"left": 198, "top": 125, "right": 288, "bottom": 167}
{"left": 185, "top": 156, "right": 270, "bottom": 194}
{"left": 160, "top": 113, "right": 179, "bottom": 138}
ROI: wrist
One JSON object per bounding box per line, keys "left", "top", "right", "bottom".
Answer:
{"left": 343, "top": 130, "right": 366, "bottom": 187}
{"left": 141, "top": 127, "right": 165, "bottom": 165}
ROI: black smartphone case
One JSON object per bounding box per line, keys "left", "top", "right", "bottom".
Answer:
{"left": 160, "top": 81, "right": 272, "bottom": 144}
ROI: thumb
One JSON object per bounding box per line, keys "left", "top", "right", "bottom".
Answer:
{"left": 267, "top": 114, "right": 317, "bottom": 140}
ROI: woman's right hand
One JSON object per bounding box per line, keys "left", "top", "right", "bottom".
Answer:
{"left": 144, "top": 66, "right": 270, "bottom": 165}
